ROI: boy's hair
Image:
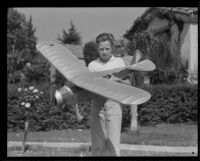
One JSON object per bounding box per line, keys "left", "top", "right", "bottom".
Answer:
{"left": 96, "top": 33, "right": 115, "bottom": 46}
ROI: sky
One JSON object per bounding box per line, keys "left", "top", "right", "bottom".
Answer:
{"left": 15, "top": 7, "right": 147, "bottom": 44}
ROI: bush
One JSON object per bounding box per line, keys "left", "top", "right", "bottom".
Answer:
{"left": 23, "top": 61, "right": 50, "bottom": 83}
{"left": 137, "top": 84, "right": 198, "bottom": 126}
{"left": 7, "top": 84, "right": 51, "bottom": 131}
{"left": 122, "top": 105, "right": 131, "bottom": 129}
{"left": 83, "top": 41, "right": 99, "bottom": 66}
{"left": 7, "top": 83, "right": 197, "bottom": 131}
{"left": 7, "top": 83, "right": 92, "bottom": 131}
{"left": 149, "top": 68, "right": 188, "bottom": 85}
{"left": 8, "top": 97, "right": 92, "bottom": 131}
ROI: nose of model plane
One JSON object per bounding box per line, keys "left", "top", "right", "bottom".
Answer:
{"left": 54, "top": 85, "right": 77, "bottom": 106}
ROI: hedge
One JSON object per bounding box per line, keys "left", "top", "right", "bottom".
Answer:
{"left": 7, "top": 87, "right": 91, "bottom": 131}
{"left": 137, "top": 84, "right": 198, "bottom": 125}
{"left": 7, "top": 83, "right": 197, "bottom": 131}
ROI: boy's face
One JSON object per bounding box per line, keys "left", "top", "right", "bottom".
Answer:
{"left": 98, "top": 40, "right": 112, "bottom": 62}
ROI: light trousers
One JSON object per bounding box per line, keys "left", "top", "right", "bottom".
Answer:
{"left": 91, "top": 96, "right": 122, "bottom": 156}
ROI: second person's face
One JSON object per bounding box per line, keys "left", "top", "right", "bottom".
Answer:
{"left": 98, "top": 40, "right": 112, "bottom": 62}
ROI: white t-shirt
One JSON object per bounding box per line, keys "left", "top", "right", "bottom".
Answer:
{"left": 88, "top": 56, "right": 126, "bottom": 72}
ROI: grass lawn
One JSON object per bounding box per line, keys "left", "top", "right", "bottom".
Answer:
{"left": 121, "top": 124, "right": 197, "bottom": 146}
{"left": 8, "top": 124, "right": 197, "bottom": 147}
{"left": 7, "top": 124, "right": 197, "bottom": 157}
{"left": 7, "top": 145, "right": 196, "bottom": 157}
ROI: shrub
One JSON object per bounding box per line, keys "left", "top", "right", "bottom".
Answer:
{"left": 23, "top": 62, "right": 50, "bottom": 83}
{"left": 149, "top": 68, "right": 188, "bottom": 85}
{"left": 122, "top": 105, "right": 131, "bottom": 129}
{"left": 83, "top": 41, "right": 99, "bottom": 66}
{"left": 137, "top": 84, "right": 198, "bottom": 126}
{"left": 7, "top": 83, "right": 197, "bottom": 131}
{"left": 7, "top": 83, "right": 92, "bottom": 131}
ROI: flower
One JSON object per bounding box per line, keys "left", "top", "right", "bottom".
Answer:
{"left": 25, "top": 103, "right": 31, "bottom": 108}
{"left": 29, "top": 86, "right": 34, "bottom": 90}
{"left": 26, "top": 62, "right": 31, "bottom": 67}
{"left": 17, "top": 88, "right": 22, "bottom": 92}
{"left": 33, "top": 89, "right": 39, "bottom": 93}
{"left": 18, "top": 87, "right": 44, "bottom": 110}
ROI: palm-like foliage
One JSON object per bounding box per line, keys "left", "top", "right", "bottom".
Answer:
{"left": 129, "top": 30, "right": 173, "bottom": 70}
{"left": 123, "top": 7, "right": 192, "bottom": 84}
{"left": 126, "top": 29, "right": 186, "bottom": 84}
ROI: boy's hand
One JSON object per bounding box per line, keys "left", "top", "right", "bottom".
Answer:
{"left": 98, "top": 73, "right": 129, "bottom": 84}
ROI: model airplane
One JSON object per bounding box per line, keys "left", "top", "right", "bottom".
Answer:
{"left": 36, "top": 41, "right": 155, "bottom": 106}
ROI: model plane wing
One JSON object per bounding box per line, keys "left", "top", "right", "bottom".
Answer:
{"left": 36, "top": 41, "right": 151, "bottom": 105}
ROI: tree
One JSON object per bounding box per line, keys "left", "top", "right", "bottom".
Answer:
{"left": 57, "top": 20, "right": 82, "bottom": 45}
{"left": 7, "top": 8, "right": 27, "bottom": 53}
{"left": 7, "top": 8, "right": 28, "bottom": 83}
{"left": 24, "top": 16, "right": 38, "bottom": 60}
{"left": 123, "top": 7, "right": 189, "bottom": 84}
{"left": 124, "top": 29, "right": 174, "bottom": 132}
{"left": 124, "top": 17, "right": 149, "bottom": 41}
{"left": 17, "top": 16, "right": 38, "bottom": 71}
{"left": 7, "top": 8, "right": 49, "bottom": 84}
{"left": 55, "top": 20, "right": 82, "bottom": 89}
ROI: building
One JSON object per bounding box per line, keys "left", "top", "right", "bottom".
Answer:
{"left": 124, "top": 7, "right": 198, "bottom": 84}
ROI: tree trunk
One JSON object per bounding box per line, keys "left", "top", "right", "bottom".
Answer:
{"left": 144, "top": 75, "right": 150, "bottom": 84}
{"left": 22, "top": 121, "right": 28, "bottom": 153}
{"left": 50, "top": 65, "right": 56, "bottom": 105}
{"left": 130, "top": 105, "right": 138, "bottom": 132}
{"left": 129, "top": 50, "right": 142, "bottom": 132}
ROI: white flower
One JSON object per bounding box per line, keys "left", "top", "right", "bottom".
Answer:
{"left": 25, "top": 103, "right": 31, "bottom": 108}
{"left": 26, "top": 63, "right": 31, "bottom": 67}
{"left": 17, "top": 88, "right": 22, "bottom": 92}
{"left": 36, "top": 96, "right": 39, "bottom": 99}
{"left": 29, "top": 86, "right": 34, "bottom": 90}
{"left": 33, "top": 89, "right": 39, "bottom": 93}
{"left": 24, "top": 88, "right": 27, "bottom": 91}
{"left": 21, "top": 102, "right": 25, "bottom": 106}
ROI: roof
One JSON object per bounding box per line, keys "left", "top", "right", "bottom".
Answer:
{"left": 63, "top": 44, "right": 84, "bottom": 59}
{"left": 124, "top": 7, "right": 198, "bottom": 40}
{"left": 141, "top": 7, "right": 198, "bottom": 23}
{"left": 155, "top": 7, "right": 198, "bottom": 16}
